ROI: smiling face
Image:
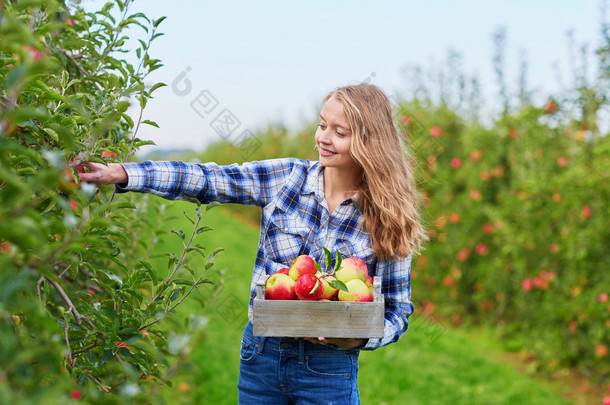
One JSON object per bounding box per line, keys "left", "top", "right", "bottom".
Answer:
{"left": 315, "top": 96, "right": 360, "bottom": 173}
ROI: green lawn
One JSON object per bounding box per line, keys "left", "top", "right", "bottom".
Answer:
{"left": 150, "top": 200, "right": 574, "bottom": 405}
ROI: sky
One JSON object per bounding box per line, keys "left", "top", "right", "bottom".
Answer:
{"left": 84, "top": 0, "right": 605, "bottom": 153}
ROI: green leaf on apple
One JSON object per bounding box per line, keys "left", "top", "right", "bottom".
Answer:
{"left": 330, "top": 279, "right": 348, "bottom": 293}
{"left": 310, "top": 278, "right": 321, "bottom": 294}
{"left": 314, "top": 261, "right": 322, "bottom": 273}
{"left": 334, "top": 250, "right": 343, "bottom": 273}
{"left": 323, "top": 247, "right": 332, "bottom": 272}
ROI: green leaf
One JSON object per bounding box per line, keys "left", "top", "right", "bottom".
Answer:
{"left": 330, "top": 279, "right": 348, "bottom": 293}
{"left": 196, "top": 226, "right": 212, "bottom": 234}
{"left": 102, "top": 270, "right": 123, "bottom": 286}
{"left": 309, "top": 278, "right": 320, "bottom": 295}
{"left": 186, "top": 245, "right": 206, "bottom": 260}
{"left": 171, "top": 229, "right": 186, "bottom": 241}
{"left": 208, "top": 247, "right": 225, "bottom": 261}
{"left": 116, "top": 100, "right": 130, "bottom": 112}
{"left": 323, "top": 247, "right": 332, "bottom": 272}
{"left": 149, "top": 82, "right": 167, "bottom": 94}
{"left": 142, "top": 119, "right": 159, "bottom": 128}
{"left": 314, "top": 261, "right": 322, "bottom": 273}
{"left": 121, "top": 112, "right": 134, "bottom": 128}
{"left": 334, "top": 250, "right": 343, "bottom": 273}
{"left": 183, "top": 211, "right": 195, "bottom": 225}
{"left": 42, "top": 128, "right": 59, "bottom": 142}
{"left": 153, "top": 16, "right": 167, "bottom": 28}
{"left": 109, "top": 202, "right": 136, "bottom": 211}
{"left": 205, "top": 201, "right": 221, "bottom": 211}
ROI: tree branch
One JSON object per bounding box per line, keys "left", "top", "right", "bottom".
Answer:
{"left": 47, "top": 277, "right": 96, "bottom": 329}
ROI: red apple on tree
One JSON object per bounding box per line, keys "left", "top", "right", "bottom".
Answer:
{"left": 288, "top": 255, "right": 317, "bottom": 281}
{"left": 295, "top": 274, "right": 323, "bottom": 300}
{"left": 265, "top": 273, "right": 296, "bottom": 300}
{"left": 101, "top": 151, "right": 118, "bottom": 160}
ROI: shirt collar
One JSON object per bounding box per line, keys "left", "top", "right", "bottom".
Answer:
{"left": 303, "top": 161, "right": 357, "bottom": 206}
{"left": 303, "top": 160, "right": 323, "bottom": 196}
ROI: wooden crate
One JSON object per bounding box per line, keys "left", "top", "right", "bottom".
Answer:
{"left": 252, "top": 275, "right": 384, "bottom": 338}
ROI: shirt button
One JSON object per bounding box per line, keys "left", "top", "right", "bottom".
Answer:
{"left": 284, "top": 227, "right": 288, "bottom": 232}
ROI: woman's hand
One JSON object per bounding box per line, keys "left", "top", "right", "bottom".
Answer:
{"left": 303, "top": 337, "right": 367, "bottom": 349}
{"left": 77, "top": 162, "right": 128, "bottom": 187}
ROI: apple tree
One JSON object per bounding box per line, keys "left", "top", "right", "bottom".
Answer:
{"left": 0, "top": 1, "right": 222, "bottom": 403}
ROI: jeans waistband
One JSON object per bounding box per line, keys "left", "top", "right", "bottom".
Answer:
{"left": 242, "top": 321, "right": 360, "bottom": 357}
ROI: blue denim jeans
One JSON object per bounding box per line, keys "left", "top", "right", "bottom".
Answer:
{"left": 238, "top": 321, "right": 360, "bottom": 404}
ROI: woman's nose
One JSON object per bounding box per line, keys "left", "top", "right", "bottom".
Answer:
{"left": 318, "top": 128, "right": 331, "bottom": 144}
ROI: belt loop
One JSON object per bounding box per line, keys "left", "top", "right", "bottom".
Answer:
{"left": 256, "top": 337, "right": 267, "bottom": 354}
{"left": 298, "top": 340, "right": 305, "bottom": 364}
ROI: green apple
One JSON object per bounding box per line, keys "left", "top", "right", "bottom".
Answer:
{"left": 334, "top": 257, "right": 368, "bottom": 283}
{"left": 315, "top": 271, "right": 339, "bottom": 300}
{"left": 337, "top": 279, "right": 373, "bottom": 302}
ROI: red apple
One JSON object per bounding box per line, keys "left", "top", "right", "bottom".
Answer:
{"left": 265, "top": 273, "right": 296, "bottom": 300}
{"left": 334, "top": 257, "right": 368, "bottom": 283}
{"left": 275, "top": 267, "right": 290, "bottom": 276}
{"left": 337, "top": 279, "right": 373, "bottom": 302}
{"left": 101, "top": 151, "right": 118, "bottom": 160}
{"left": 295, "top": 274, "right": 323, "bottom": 300}
{"left": 365, "top": 275, "right": 374, "bottom": 293}
{"left": 288, "top": 255, "right": 317, "bottom": 281}
{"left": 429, "top": 125, "right": 442, "bottom": 138}
{"left": 315, "top": 271, "right": 339, "bottom": 300}
{"left": 543, "top": 100, "right": 558, "bottom": 114}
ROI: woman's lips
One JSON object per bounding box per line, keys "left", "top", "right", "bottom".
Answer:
{"left": 318, "top": 146, "right": 336, "bottom": 157}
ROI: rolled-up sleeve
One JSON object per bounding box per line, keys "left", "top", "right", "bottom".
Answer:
{"left": 361, "top": 254, "right": 414, "bottom": 350}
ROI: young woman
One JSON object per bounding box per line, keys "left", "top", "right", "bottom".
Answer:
{"left": 80, "top": 83, "right": 427, "bottom": 404}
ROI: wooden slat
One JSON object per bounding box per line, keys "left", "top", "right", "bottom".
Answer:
{"left": 253, "top": 275, "right": 384, "bottom": 338}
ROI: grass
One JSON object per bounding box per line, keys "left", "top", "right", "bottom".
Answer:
{"left": 150, "top": 200, "right": 576, "bottom": 405}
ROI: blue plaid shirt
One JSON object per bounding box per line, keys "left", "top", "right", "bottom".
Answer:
{"left": 117, "top": 158, "right": 413, "bottom": 350}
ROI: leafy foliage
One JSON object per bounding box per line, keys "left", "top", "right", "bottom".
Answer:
{"left": 0, "top": 1, "right": 222, "bottom": 403}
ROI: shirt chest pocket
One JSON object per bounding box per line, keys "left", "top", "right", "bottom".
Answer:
{"left": 263, "top": 209, "right": 312, "bottom": 266}
{"left": 334, "top": 235, "right": 375, "bottom": 273}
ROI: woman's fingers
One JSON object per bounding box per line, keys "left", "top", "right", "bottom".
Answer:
{"left": 77, "top": 162, "right": 127, "bottom": 187}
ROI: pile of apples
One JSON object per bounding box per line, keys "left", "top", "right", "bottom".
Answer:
{"left": 264, "top": 250, "right": 374, "bottom": 302}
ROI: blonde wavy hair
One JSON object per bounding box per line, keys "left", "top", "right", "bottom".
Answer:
{"left": 324, "top": 83, "right": 427, "bottom": 259}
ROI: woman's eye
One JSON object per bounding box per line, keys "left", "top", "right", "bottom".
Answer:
{"left": 336, "top": 132, "right": 344, "bottom": 137}
{"left": 318, "top": 124, "right": 326, "bottom": 129}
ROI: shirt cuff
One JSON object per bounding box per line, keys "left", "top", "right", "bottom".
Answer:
{"left": 115, "top": 162, "right": 146, "bottom": 193}
{"left": 361, "top": 338, "right": 379, "bottom": 351}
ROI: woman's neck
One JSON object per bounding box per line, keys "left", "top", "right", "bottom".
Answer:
{"left": 323, "top": 167, "right": 361, "bottom": 213}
